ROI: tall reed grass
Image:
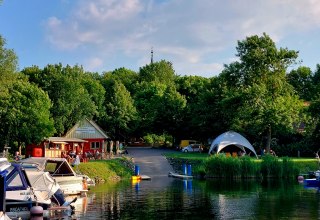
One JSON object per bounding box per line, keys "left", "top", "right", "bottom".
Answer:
{"left": 204, "top": 154, "right": 298, "bottom": 179}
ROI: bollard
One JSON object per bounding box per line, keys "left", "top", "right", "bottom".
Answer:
{"left": 134, "top": 165, "right": 140, "bottom": 176}
{"left": 182, "top": 164, "right": 187, "bottom": 175}
{"left": 187, "top": 164, "right": 192, "bottom": 176}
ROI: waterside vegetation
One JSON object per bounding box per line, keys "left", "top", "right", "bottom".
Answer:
{"left": 165, "top": 152, "right": 319, "bottom": 180}
{"left": 76, "top": 157, "right": 134, "bottom": 183}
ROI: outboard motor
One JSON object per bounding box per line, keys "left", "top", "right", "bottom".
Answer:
{"left": 315, "top": 171, "right": 320, "bottom": 181}
{"left": 52, "top": 188, "right": 77, "bottom": 207}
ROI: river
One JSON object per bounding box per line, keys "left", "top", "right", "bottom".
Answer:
{"left": 63, "top": 177, "right": 319, "bottom": 220}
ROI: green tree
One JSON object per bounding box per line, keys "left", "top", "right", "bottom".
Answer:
{"left": 0, "top": 80, "right": 55, "bottom": 147}
{"left": 175, "top": 75, "right": 216, "bottom": 141}
{"left": 220, "top": 33, "right": 303, "bottom": 153}
{"left": 103, "top": 80, "right": 137, "bottom": 139}
{"left": 0, "top": 35, "right": 55, "bottom": 151}
{"left": 102, "top": 67, "right": 138, "bottom": 95}
{"left": 81, "top": 72, "right": 106, "bottom": 120}
{"left": 22, "top": 64, "right": 97, "bottom": 135}
{"left": 287, "top": 66, "right": 314, "bottom": 101}
{"left": 139, "top": 60, "right": 176, "bottom": 85}
{"left": 134, "top": 82, "right": 186, "bottom": 138}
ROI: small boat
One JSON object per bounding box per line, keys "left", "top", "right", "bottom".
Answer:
{"left": 168, "top": 171, "right": 193, "bottom": 179}
{"left": 18, "top": 157, "right": 93, "bottom": 195}
{"left": 304, "top": 170, "right": 320, "bottom": 187}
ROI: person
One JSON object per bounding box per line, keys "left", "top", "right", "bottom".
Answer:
{"left": 270, "top": 149, "right": 277, "bottom": 156}
{"left": 14, "top": 151, "right": 21, "bottom": 161}
{"left": 72, "top": 154, "right": 80, "bottom": 167}
{"left": 315, "top": 152, "right": 320, "bottom": 167}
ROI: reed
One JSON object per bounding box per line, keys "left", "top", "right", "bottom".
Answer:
{"left": 260, "top": 154, "right": 282, "bottom": 178}
{"left": 281, "top": 156, "right": 299, "bottom": 179}
{"left": 204, "top": 154, "right": 298, "bottom": 179}
{"left": 205, "top": 154, "right": 241, "bottom": 178}
{"left": 239, "top": 156, "right": 259, "bottom": 178}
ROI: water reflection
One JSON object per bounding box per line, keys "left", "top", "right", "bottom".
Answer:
{"left": 65, "top": 177, "right": 320, "bottom": 219}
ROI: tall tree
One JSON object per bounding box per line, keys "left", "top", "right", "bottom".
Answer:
{"left": 139, "top": 60, "right": 176, "bottom": 86}
{"left": 103, "top": 80, "right": 137, "bottom": 140}
{"left": 0, "top": 35, "right": 55, "bottom": 150}
{"left": 102, "top": 67, "right": 138, "bottom": 95}
{"left": 134, "top": 82, "right": 186, "bottom": 137}
{"left": 220, "top": 33, "right": 303, "bottom": 153}
{"left": 287, "top": 66, "right": 313, "bottom": 101}
{"left": 22, "top": 64, "right": 97, "bottom": 135}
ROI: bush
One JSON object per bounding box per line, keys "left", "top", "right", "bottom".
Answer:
{"left": 143, "top": 133, "right": 173, "bottom": 148}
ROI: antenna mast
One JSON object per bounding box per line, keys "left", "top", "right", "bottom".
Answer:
{"left": 151, "top": 47, "right": 154, "bottom": 64}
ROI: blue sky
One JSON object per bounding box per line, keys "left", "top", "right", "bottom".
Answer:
{"left": 0, "top": 0, "right": 319, "bottom": 77}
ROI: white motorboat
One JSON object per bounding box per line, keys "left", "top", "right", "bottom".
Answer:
{"left": 19, "top": 157, "right": 93, "bottom": 195}
{"left": 5, "top": 162, "right": 75, "bottom": 213}
{"left": 0, "top": 158, "right": 11, "bottom": 220}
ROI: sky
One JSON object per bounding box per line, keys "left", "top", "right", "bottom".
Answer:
{"left": 0, "top": 0, "right": 319, "bottom": 78}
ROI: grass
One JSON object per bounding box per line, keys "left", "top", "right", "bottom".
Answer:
{"left": 76, "top": 158, "right": 134, "bottom": 182}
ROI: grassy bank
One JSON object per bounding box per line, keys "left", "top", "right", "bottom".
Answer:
{"left": 164, "top": 152, "right": 320, "bottom": 179}
{"left": 76, "top": 157, "right": 134, "bottom": 183}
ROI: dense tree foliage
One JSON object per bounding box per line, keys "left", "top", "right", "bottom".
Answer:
{"left": 0, "top": 36, "right": 55, "bottom": 151}
{"left": 287, "top": 66, "right": 314, "bottom": 101}
{"left": 220, "top": 33, "right": 303, "bottom": 153}
{"left": 3, "top": 32, "right": 320, "bottom": 156}
{"left": 22, "top": 64, "right": 97, "bottom": 135}
{"left": 101, "top": 79, "right": 137, "bottom": 140}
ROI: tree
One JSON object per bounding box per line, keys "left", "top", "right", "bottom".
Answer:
{"left": 287, "top": 66, "right": 314, "bottom": 101}
{"left": 139, "top": 60, "right": 176, "bottom": 86}
{"left": 22, "top": 64, "right": 97, "bottom": 135}
{"left": 81, "top": 72, "right": 106, "bottom": 120}
{"left": 0, "top": 35, "right": 18, "bottom": 81}
{"left": 220, "top": 33, "right": 303, "bottom": 153}
{"left": 102, "top": 67, "right": 138, "bottom": 95}
{"left": 0, "top": 80, "right": 55, "bottom": 147}
{"left": 134, "top": 82, "right": 186, "bottom": 138}
{"left": 0, "top": 35, "right": 55, "bottom": 151}
{"left": 102, "top": 80, "right": 137, "bottom": 140}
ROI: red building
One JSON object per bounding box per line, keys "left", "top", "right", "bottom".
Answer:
{"left": 64, "top": 118, "right": 110, "bottom": 157}
{"left": 26, "top": 118, "right": 110, "bottom": 159}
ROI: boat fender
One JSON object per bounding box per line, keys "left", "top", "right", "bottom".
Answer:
{"left": 30, "top": 205, "right": 43, "bottom": 216}
{"left": 82, "top": 177, "right": 88, "bottom": 190}
{"left": 297, "top": 176, "right": 304, "bottom": 182}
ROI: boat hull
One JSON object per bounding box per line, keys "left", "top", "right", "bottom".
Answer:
{"left": 304, "top": 178, "right": 320, "bottom": 187}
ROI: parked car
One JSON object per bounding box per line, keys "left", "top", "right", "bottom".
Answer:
{"left": 181, "top": 144, "right": 203, "bottom": 153}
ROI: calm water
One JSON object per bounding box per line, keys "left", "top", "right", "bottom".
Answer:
{"left": 63, "top": 177, "right": 320, "bottom": 220}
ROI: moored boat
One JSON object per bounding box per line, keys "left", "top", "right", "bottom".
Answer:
{"left": 6, "top": 162, "right": 75, "bottom": 213}
{"left": 18, "top": 157, "right": 93, "bottom": 195}
{"left": 304, "top": 170, "right": 320, "bottom": 187}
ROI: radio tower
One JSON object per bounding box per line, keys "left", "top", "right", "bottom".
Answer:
{"left": 151, "top": 47, "right": 154, "bottom": 64}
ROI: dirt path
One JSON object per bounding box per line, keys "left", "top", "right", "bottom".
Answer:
{"left": 126, "top": 147, "right": 174, "bottom": 178}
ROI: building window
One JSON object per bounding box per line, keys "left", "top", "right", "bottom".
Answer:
{"left": 91, "top": 142, "right": 100, "bottom": 149}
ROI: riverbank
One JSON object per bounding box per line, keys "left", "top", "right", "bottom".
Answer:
{"left": 77, "top": 156, "right": 134, "bottom": 183}
{"left": 165, "top": 152, "right": 320, "bottom": 179}
{"left": 76, "top": 150, "right": 320, "bottom": 183}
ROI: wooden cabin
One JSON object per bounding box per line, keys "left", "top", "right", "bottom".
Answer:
{"left": 64, "top": 118, "right": 110, "bottom": 159}
{"left": 26, "top": 119, "right": 110, "bottom": 160}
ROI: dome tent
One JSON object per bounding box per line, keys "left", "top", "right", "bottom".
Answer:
{"left": 208, "top": 131, "right": 258, "bottom": 158}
